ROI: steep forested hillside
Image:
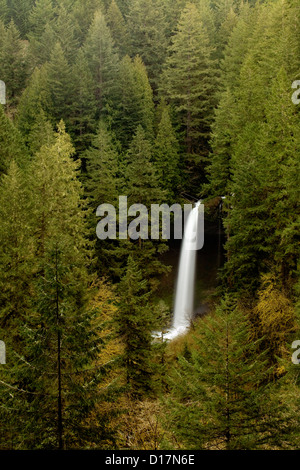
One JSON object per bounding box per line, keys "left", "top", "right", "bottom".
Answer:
{"left": 0, "top": 0, "right": 299, "bottom": 451}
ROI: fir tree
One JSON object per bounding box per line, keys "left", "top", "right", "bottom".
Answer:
{"left": 7, "top": 0, "right": 34, "bottom": 37}
{"left": 54, "top": 4, "right": 80, "bottom": 64}
{"left": 123, "top": 126, "right": 170, "bottom": 291}
{"left": 111, "top": 55, "right": 154, "bottom": 147}
{"left": 27, "top": 22, "right": 57, "bottom": 66}
{"left": 205, "top": 2, "right": 256, "bottom": 198}
{"left": 83, "top": 9, "right": 119, "bottom": 114}
{"left": 161, "top": 2, "right": 217, "bottom": 189}
{"left": 225, "top": 68, "right": 300, "bottom": 293}
{"left": 165, "top": 295, "right": 294, "bottom": 450}
{"left": 0, "top": 0, "right": 8, "bottom": 23}
{"left": 133, "top": 55, "right": 155, "bottom": 141}
{"left": 127, "top": 0, "right": 168, "bottom": 92}
{"left": 0, "top": 160, "right": 33, "bottom": 333}
{"left": 69, "top": 49, "right": 98, "bottom": 153}
{"left": 0, "top": 160, "right": 35, "bottom": 449}
{"left": 27, "top": 0, "right": 55, "bottom": 39}
{"left": 124, "top": 125, "right": 164, "bottom": 209}
{"left": 0, "top": 104, "right": 28, "bottom": 173}
{"left": 85, "top": 119, "right": 120, "bottom": 208}
{"left": 106, "top": 0, "right": 129, "bottom": 57}
{"left": 16, "top": 66, "right": 51, "bottom": 143}
{"left": 46, "top": 43, "right": 74, "bottom": 127}
{"left": 26, "top": 108, "right": 55, "bottom": 155}
{"left": 117, "top": 256, "right": 155, "bottom": 398}
{"left": 0, "top": 122, "right": 118, "bottom": 449}
{"left": 71, "top": 0, "right": 106, "bottom": 46}
{"left": 0, "top": 20, "right": 29, "bottom": 108}
{"left": 154, "top": 104, "right": 180, "bottom": 200}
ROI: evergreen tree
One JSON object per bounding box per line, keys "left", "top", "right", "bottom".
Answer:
{"left": 216, "top": 4, "right": 238, "bottom": 54}
{"left": 111, "top": 55, "right": 140, "bottom": 146}
{"left": 71, "top": 0, "right": 106, "bottom": 46}
{"left": 54, "top": 4, "right": 80, "bottom": 64}
{"left": 0, "top": 104, "right": 28, "bottom": 173}
{"left": 0, "top": 160, "right": 35, "bottom": 449}
{"left": 122, "top": 126, "right": 170, "bottom": 290}
{"left": 26, "top": 108, "right": 55, "bottom": 155}
{"left": 83, "top": 9, "right": 119, "bottom": 114}
{"left": 84, "top": 118, "right": 120, "bottom": 277}
{"left": 153, "top": 104, "right": 180, "bottom": 200}
{"left": 0, "top": 160, "right": 33, "bottom": 334}
{"left": 165, "top": 295, "right": 294, "bottom": 449}
{"left": 0, "top": 20, "right": 29, "bottom": 108}
{"left": 225, "top": 68, "right": 300, "bottom": 293}
{"left": 16, "top": 66, "right": 51, "bottom": 143}
{"left": 117, "top": 256, "right": 155, "bottom": 398}
{"left": 27, "top": 22, "right": 57, "bottom": 66}
{"left": 97, "top": 126, "right": 169, "bottom": 287}
{"left": 127, "top": 0, "right": 168, "bottom": 91}
{"left": 111, "top": 55, "right": 154, "bottom": 147}
{"left": 0, "top": 0, "right": 8, "bottom": 23}
{"left": 206, "top": 2, "right": 256, "bottom": 198}
{"left": 46, "top": 43, "right": 74, "bottom": 126}
{"left": 0, "top": 19, "right": 6, "bottom": 47}
{"left": 85, "top": 119, "right": 120, "bottom": 208}
{"left": 132, "top": 55, "right": 155, "bottom": 141}
{"left": 7, "top": 0, "right": 34, "bottom": 37}
{"left": 194, "top": 0, "right": 217, "bottom": 51}
{"left": 0, "top": 122, "right": 118, "bottom": 449}
{"left": 161, "top": 2, "right": 217, "bottom": 188}
{"left": 27, "top": 0, "right": 55, "bottom": 39}
{"left": 161, "top": 0, "right": 187, "bottom": 38}
{"left": 124, "top": 125, "right": 164, "bottom": 210}
{"left": 69, "top": 49, "right": 98, "bottom": 153}
{"left": 106, "top": 0, "right": 129, "bottom": 57}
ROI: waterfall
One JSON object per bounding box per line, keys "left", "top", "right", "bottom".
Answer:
{"left": 172, "top": 201, "right": 201, "bottom": 331}
{"left": 156, "top": 201, "right": 203, "bottom": 341}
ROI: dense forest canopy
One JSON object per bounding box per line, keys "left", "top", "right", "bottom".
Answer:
{"left": 0, "top": 0, "right": 299, "bottom": 451}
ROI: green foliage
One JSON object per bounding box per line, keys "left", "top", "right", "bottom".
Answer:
{"left": 0, "top": 0, "right": 8, "bottom": 23}
{"left": 69, "top": 48, "right": 98, "bottom": 152}
{"left": 6, "top": 0, "right": 34, "bottom": 37}
{"left": 224, "top": 67, "right": 300, "bottom": 293}
{"left": 117, "top": 256, "right": 155, "bottom": 398}
{"left": 161, "top": 2, "right": 218, "bottom": 192}
{"left": 0, "top": 0, "right": 299, "bottom": 450}
{"left": 99, "top": 126, "right": 170, "bottom": 288}
{"left": 106, "top": 0, "right": 129, "bottom": 57}
{"left": 0, "top": 105, "right": 28, "bottom": 173}
{"left": 0, "top": 123, "right": 118, "bottom": 449}
{"left": 16, "top": 66, "right": 51, "bottom": 141}
{"left": 83, "top": 9, "right": 119, "bottom": 114}
{"left": 0, "top": 20, "right": 29, "bottom": 108}
{"left": 28, "top": 0, "right": 55, "bottom": 39}
{"left": 85, "top": 120, "right": 120, "bottom": 207}
{"left": 127, "top": 0, "right": 168, "bottom": 91}
{"left": 154, "top": 103, "right": 181, "bottom": 200}
{"left": 46, "top": 43, "right": 74, "bottom": 126}
{"left": 53, "top": 4, "right": 80, "bottom": 64}
{"left": 254, "top": 273, "right": 296, "bottom": 366}
{"left": 111, "top": 55, "right": 154, "bottom": 147}
{"left": 165, "top": 295, "right": 294, "bottom": 449}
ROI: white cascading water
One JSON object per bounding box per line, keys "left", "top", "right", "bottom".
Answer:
{"left": 161, "top": 201, "right": 202, "bottom": 341}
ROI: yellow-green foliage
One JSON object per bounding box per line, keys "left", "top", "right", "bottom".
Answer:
{"left": 254, "top": 274, "right": 296, "bottom": 358}
{"left": 116, "top": 399, "right": 167, "bottom": 450}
